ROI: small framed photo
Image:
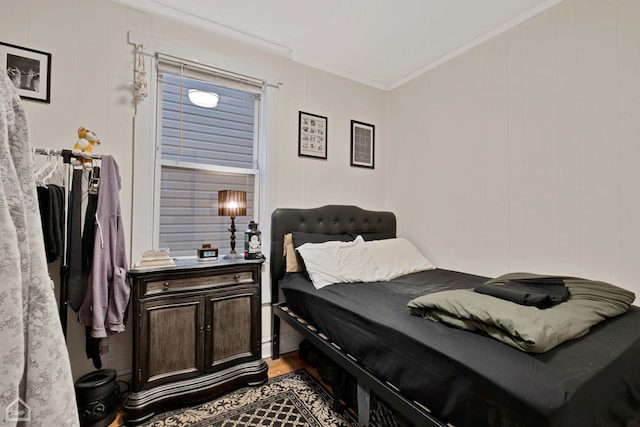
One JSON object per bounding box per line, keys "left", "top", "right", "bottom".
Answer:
{"left": 298, "top": 111, "right": 327, "bottom": 159}
{"left": 1, "top": 42, "right": 51, "bottom": 103}
{"left": 350, "top": 120, "right": 375, "bottom": 169}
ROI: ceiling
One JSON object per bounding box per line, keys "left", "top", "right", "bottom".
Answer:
{"left": 112, "top": 0, "right": 562, "bottom": 90}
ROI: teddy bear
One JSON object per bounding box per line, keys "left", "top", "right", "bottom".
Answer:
{"left": 72, "top": 127, "right": 101, "bottom": 170}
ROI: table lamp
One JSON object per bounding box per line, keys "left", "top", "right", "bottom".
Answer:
{"left": 218, "top": 190, "right": 247, "bottom": 259}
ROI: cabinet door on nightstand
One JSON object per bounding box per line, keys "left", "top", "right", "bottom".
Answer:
{"left": 139, "top": 296, "right": 205, "bottom": 389}
{"left": 205, "top": 288, "right": 260, "bottom": 371}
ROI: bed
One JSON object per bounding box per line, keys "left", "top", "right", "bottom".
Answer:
{"left": 270, "top": 205, "right": 640, "bottom": 427}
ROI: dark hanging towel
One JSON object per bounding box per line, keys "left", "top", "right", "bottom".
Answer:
{"left": 81, "top": 180, "right": 98, "bottom": 299}
{"left": 82, "top": 172, "right": 101, "bottom": 370}
{"left": 50, "top": 184, "right": 65, "bottom": 260}
{"left": 85, "top": 326, "right": 102, "bottom": 369}
{"left": 67, "top": 169, "right": 84, "bottom": 312}
{"left": 37, "top": 184, "right": 65, "bottom": 263}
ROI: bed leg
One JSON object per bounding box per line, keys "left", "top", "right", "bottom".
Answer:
{"left": 272, "top": 313, "right": 280, "bottom": 359}
{"left": 357, "top": 382, "right": 370, "bottom": 427}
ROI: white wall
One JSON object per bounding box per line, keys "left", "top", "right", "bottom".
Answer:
{"left": 1, "top": 0, "right": 387, "bottom": 379}
{"left": 388, "top": 0, "right": 640, "bottom": 302}
{"left": 5, "top": 0, "right": 639, "bottom": 382}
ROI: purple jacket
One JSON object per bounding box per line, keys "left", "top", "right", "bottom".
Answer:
{"left": 79, "top": 156, "right": 130, "bottom": 338}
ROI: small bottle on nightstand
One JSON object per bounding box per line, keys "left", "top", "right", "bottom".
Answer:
{"left": 197, "top": 244, "right": 218, "bottom": 261}
{"left": 244, "top": 221, "right": 262, "bottom": 260}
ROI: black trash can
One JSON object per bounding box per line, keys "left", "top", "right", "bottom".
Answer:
{"left": 74, "top": 369, "right": 117, "bottom": 427}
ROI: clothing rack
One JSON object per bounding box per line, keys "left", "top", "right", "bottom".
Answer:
{"left": 34, "top": 147, "right": 103, "bottom": 161}
{"left": 33, "top": 147, "right": 103, "bottom": 338}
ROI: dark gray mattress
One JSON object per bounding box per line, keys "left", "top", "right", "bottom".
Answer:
{"left": 281, "top": 268, "right": 640, "bottom": 427}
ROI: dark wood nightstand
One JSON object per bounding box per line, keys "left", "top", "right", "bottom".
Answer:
{"left": 124, "top": 258, "right": 267, "bottom": 425}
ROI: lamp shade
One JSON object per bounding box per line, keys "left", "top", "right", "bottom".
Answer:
{"left": 218, "top": 190, "right": 247, "bottom": 217}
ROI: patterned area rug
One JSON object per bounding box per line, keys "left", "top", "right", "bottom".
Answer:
{"left": 138, "top": 369, "right": 358, "bottom": 427}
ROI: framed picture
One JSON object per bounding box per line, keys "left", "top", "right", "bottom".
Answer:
{"left": 1, "top": 42, "right": 51, "bottom": 103}
{"left": 298, "top": 111, "right": 327, "bottom": 159}
{"left": 350, "top": 120, "right": 375, "bottom": 169}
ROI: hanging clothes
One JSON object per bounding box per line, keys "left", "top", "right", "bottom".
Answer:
{"left": 82, "top": 169, "right": 100, "bottom": 367}
{"left": 35, "top": 154, "right": 65, "bottom": 263}
{"left": 0, "top": 70, "right": 79, "bottom": 426}
{"left": 68, "top": 167, "right": 99, "bottom": 312}
{"left": 66, "top": 167, "right": 101, "bottom": 367}
{"left": 81, "top": 168, "right": 99, "bottom": 309}
{"left": 78, "top": 155, "right": 130, "bottom": 353}
{"left": 67, "top": 168, "right": 84, "bottom": 311}
{"left": 36, "top": 183, "right": 65, "bottom": 262}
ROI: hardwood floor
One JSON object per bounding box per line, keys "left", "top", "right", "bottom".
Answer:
{"left": 266, "top": 349, "right": 321, "bottom": 379}
{"left": 108, "top": 351, "right": 314, "bottom": 427}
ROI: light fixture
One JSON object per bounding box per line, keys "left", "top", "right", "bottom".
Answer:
{"left": 188, "top": 89, "right": 219, "bottom": 108}
{"left": 218, "top": 190, "right": 247, "bottom": 259}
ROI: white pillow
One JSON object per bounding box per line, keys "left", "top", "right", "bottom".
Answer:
{"left": 337, "top": 236, "right": 382, "bottom": 283}
{"left": 296, "top": 236, "right": 435, "bottom": 289}
{"left": 296, "top": 236, "right": 380, "bottom": 289}
{"left": 364, "top": 237, "right": 435, "bottom": 280}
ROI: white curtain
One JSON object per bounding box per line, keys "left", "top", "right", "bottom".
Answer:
{"left": 0, "top": 70, "right": 79, "bottom": 426}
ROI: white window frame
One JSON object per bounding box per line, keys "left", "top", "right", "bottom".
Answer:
{"left": 128, "top": 32, "right": 280, "bottom": 264}
{"left": 154, "top": 56, "right": 262, "bottom": 255}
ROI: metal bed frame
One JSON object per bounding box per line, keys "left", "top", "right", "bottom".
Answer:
{"left": 269, "top": 205, "right": 445, "bottom": 427}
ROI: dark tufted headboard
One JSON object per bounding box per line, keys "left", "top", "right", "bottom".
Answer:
{"left": 270, "top": 205, "right": 396, "bottom": 303}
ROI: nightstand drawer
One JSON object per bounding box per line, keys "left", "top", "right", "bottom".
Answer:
{"left": 145, "top": 271, "right": 254, "bottom": 295}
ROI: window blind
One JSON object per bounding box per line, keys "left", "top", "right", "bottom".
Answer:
{"left": 156, "top": 55, "right": 260, "bottom": 256}
{"left": 157, "top": 54, "right": 264, "bottom": 95}
{"left": 158, "top": 73, "right": 258, "bottom": 168}
{"left": 159, "top": 167, "right": 255, "bottom": 255}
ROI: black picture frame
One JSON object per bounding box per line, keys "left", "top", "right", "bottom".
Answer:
{"left": 298, "top": 111, "right": 327, "bottom": 159}
{"left": 1, "top": 42, "right": 51, "bottom": 103}
{"left": 350, "top": 120, "right": 375, "bottom": 169}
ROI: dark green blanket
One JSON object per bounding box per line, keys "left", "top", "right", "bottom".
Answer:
{"left": 407, "top": 272, "right": 636, "bottom": 352}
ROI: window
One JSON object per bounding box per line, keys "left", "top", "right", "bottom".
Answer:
{"left": 155, "top": 55, "right": 263, "bottom": 257}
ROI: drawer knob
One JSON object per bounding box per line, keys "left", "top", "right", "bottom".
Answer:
{"left": 233, "top": 274, "right": 240, "bottom": 283}
{"left": 163, "top": 282, "right": 169, "bottom": 291}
